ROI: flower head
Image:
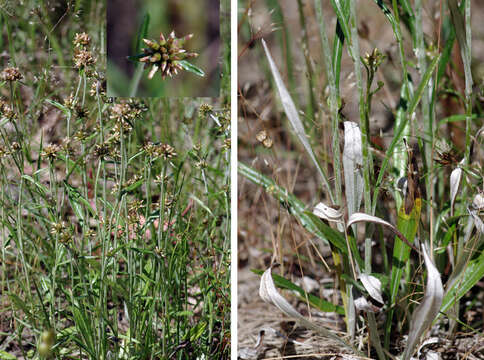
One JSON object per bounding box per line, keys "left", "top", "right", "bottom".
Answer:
{"left": 73, "top": 49, "right": 95, "bottom": 69}
{"left": 73, "top": 32, "right": 91, "bottom": 48}
{"left": 138, "top": 31, "right": 198, "bottom": 79}
{"left": 1, "top": 67, "right": 22, "bottom": 82}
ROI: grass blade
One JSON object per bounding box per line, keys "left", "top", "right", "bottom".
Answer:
{"left": 261, "top": 39, "right": 335, "bottom": 203}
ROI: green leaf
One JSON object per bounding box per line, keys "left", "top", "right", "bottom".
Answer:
{"left": 63, "top": 181, "right": 96, "bottom": 222}
{"left": 178, "top": 60, "right": 205, "bottom": 77}
{"left": 45, "top": 99, "right": 70, "bottom": 117}
{"left": 239, "top": 162, "right": 335, "bottom": 248}
{"left": 126, "top": 53, "right": 147, "bottom": 62}
{"left": 441, "top": 247, "right": 484, "bottom": 313}
{"left": 135, "top": 14, "right": 150, "bottom": 54}
{"left": 372, "top": 55, "right": 440, "bottom": 209}
{"left": 0, "top": 350, "right": 17, "bottom": 360}
{"left": 21, "top": 174, "right": 49, "bottom": 196}
{"left": 304, "top": 211, "right": 347, "bottom": 255}
{"left": 187, "top": 321, "right": 207, "bottom": 342}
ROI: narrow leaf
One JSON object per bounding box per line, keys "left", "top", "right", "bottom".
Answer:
{"left": 402, "top": 244, "right": 443, "bottom": 360}
{"left": 262, "top": 39, "right": 334, "bottom": 203}
{"left": 178, "top": 60, "right": 205, "bottom": 77}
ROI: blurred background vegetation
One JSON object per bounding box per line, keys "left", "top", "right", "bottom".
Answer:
{"left": 107, "top": 0, "right": 221, "bottom": 97}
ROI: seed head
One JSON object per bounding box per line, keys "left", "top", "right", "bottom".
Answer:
{"left": 158, "top": 144, "right": 177, "bottom": 159}
{"left": 138, "top": 31, "right": 198, "bottom": 79}
{"left": 1, "top": 67, "right": 23, "bottom": 81}
{"left": 0, "top": 99, "right": 15, "bottom": 120}
{"left": 73, "top": 32, "right": 91, "bottom": 48}
{"left": 42, "top": 143, "right": 61, "bottom": 161}
{"left": 73, "top": 49, "right": 95, "bottom": 69}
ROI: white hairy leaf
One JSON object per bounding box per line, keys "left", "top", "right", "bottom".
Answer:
{"left": 359, "top": 273, "right": 384, "bottom": 305}
{"left": 343, "top": 121, "right": 363, "bottom": 217}
{"left": 259, "top": 268, "right": 361, "bottom": 354}
{"left": 313, "top": 202, "right": 344, "bottom": 222}
{"left": 449, "top": 167, "right": 462, "bottom": 216}
{"left": 402, "top": 244, "right": 443, "bottom": 360}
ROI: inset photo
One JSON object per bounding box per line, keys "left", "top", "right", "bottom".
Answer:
{"left": 107, "top": 0, "right": 220, "bottom": 97}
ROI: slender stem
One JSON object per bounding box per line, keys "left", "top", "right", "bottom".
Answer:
{"left": 314, "top": 0, "right": 342, "bottom": 207}
{"left": 463, "top": 0, "right": 473, "bottom": 163}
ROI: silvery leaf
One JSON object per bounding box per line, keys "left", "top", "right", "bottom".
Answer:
{"left": 343, "top": 121, "right": 363, "bottom": 217}
{"left": 402, "top": 244, "right": 443, "bottom": 360}
{"left": 473, "top": 193, "right": 484, "bottom": 210}
{"left": 468, "top": 208, "right": 484, "bottom": 234}
{"left": 354, "top": 296, "right": 374, "bottom": 312}
{"left": 313, "top": 202, "right": 344, "bottom": 222}
{"left": 359, "top": 273, "right": 384, "bottom": 305}
{"left": 262, "top": 39, "right": 334, "bottom": 203}
{"left": 347, "top": 213, "right": 413, "bottom": 249}
{"left": 259, "top": 268, "right": 360, "bottom": 354}
{"left": 449, "top": 167, "right": 462, "bottom": 216}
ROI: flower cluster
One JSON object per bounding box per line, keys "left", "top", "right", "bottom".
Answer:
{"left": 139, "top": 31, "right": 198, "bottom": 79}
{"left": 0, "top": 99, "right": 15, "bottom": 120}
{"left": 73, "top": 32, "right": 95, "bottom": 69}
{"left": 143, "top": 141, "right": 177, "bottom": 160}
{"left": 0, "top": 67, "right": 22, "bottom": 82}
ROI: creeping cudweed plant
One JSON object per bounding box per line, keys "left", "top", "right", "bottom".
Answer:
{"left": 239, "top": 0, "right": 483, "bottom": 359}
{"left": 0, "top": 0, "right": 230, "bottom": 359}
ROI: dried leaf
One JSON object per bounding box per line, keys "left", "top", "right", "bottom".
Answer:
{"left": 259, "top": 268, "right": 360, "bottom": 354}
{"left": 313, "top": 202, "right": 344, "bottom": 222}
{"left": 262, "top": 39, "right": 334, "bottom": 203}
{"left": 359, "top": 273, "right": 383, "bottom": 305}
{"left": 343, "top": 121, "right": 364, "bottom": 217}
{"left": 402, "top": 244, "right": 443, "bottom": 360}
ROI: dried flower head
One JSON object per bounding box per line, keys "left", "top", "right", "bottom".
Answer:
{"left": 0, "top": 99, "right": 15, "bottom": 120}
{"left": 73, "top": 32, "right": 91, "bottom": 48}
{"left": 256, "top": 130, "right": 273, "bottom": 148}
{"left": 139, "top": 31, "right": 198, "bottom": 79}
{"left": 93, "top": 142, "right": 112, "bottom": 159}
{"left": 1, "top": 67, "right": 23, "bottom": 82}
{"left": 223, "top": 138, "right": 231, "bottom": 150}
{"left": 158, "top": 144, "right": 177, "bottom": 160}
{"left": 73, "top": 49, "right": 95, "bottom": 69}
{"left": 63, "top": 94, "right": 76, "bottom": 109}
{"left": 42, "top": 143, "right": 61, "bottom": 161}
{"left": 90, "top": 78, "right": 106, "bottom": 97}
{"left": 110, "top": 102, "right": 142, "bottom": 124}
{"left": 11, "top": 142, "right": 21, "bottom": 152}
{"left": 199, "top": 103, "right": 213, "bottom": 116}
